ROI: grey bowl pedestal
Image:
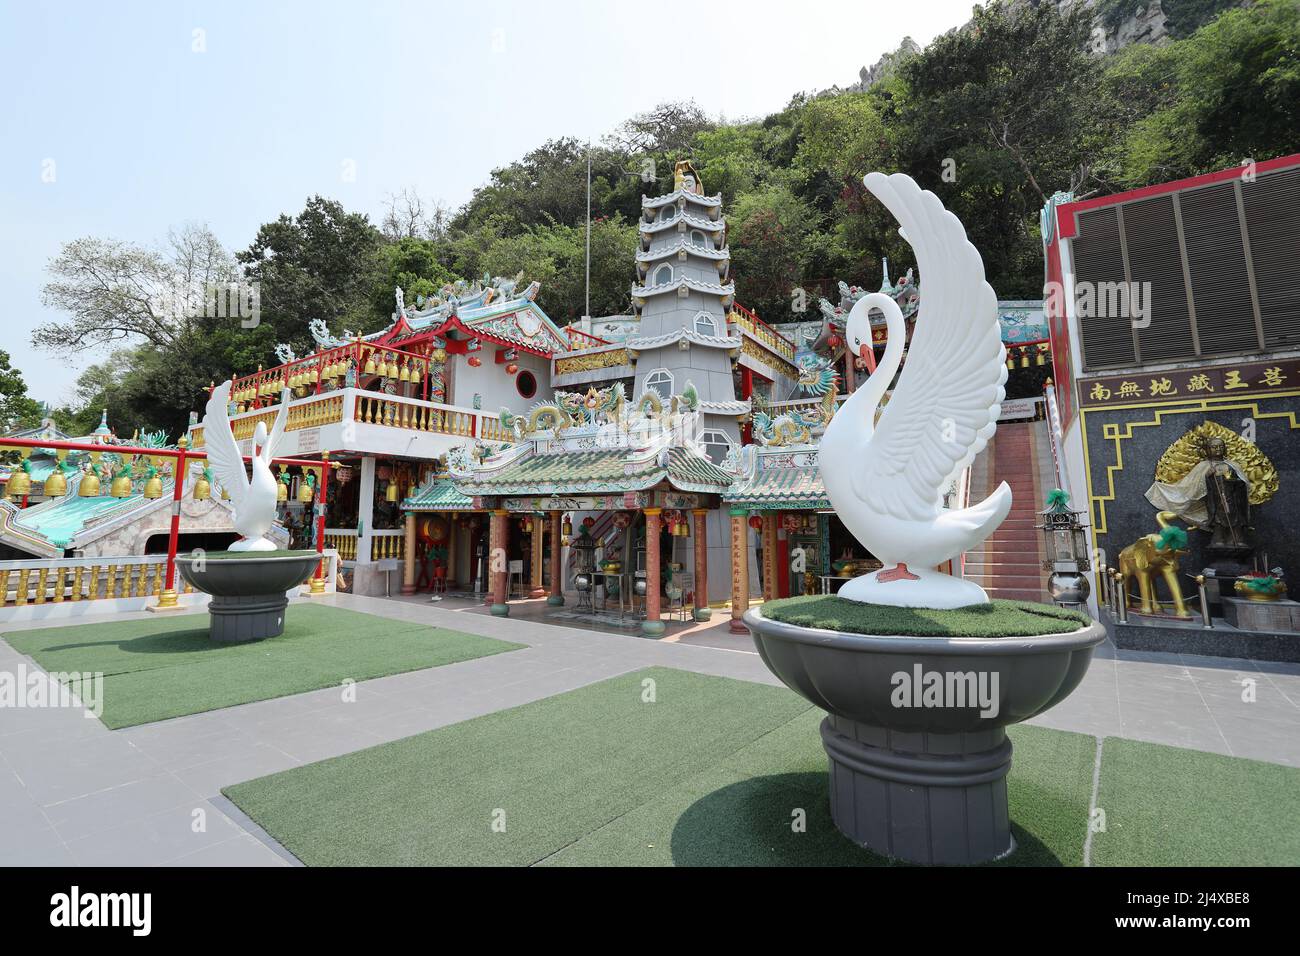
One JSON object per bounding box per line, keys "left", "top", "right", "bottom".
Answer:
{"left": 176, "top": 552, "right": 321, "bottom": 643}
{"left": 744, "top": 607, "right": 1105, "bottom": 865}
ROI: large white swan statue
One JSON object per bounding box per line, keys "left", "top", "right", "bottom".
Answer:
{"left": 203, "top": 380, "right": 291, "bottom": 552}
{"left": 819, "top": 172, "right": 1011, "bottom": 609}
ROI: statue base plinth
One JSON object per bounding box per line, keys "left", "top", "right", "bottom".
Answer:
{"left": 838, "top": 566, "right": 989, "bottom": 610}
{"left": 822, "top": 716, "right": 1014, "bottom": 865}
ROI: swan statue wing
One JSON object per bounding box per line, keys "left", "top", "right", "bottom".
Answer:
{"left": 260, "top": 388, "right": 291, "bottom": 466}
{"left": 203, "top": 381, "right": 250, "bottom": 509}
{"left": 853, "top": 172, "right": 1006, "bottom": 521}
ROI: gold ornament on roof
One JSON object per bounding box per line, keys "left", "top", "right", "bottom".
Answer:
{"left": 1153, "top": 420, "right": 1277, "bottom": 506}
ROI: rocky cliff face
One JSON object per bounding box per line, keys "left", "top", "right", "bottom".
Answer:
{"left": 852, "top": 36, "right": 922, "bottom": 90}
{"left": 847, "top": 0, "right": 1245, "bottom": 90}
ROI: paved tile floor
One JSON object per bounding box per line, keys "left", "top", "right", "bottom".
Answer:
{"left": 2, "top": 592, "right": 1297, "bottom": 866}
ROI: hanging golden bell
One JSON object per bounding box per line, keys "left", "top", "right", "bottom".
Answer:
{"left": 143, "top": 475, "right": 163, "bottom": 499}
{"left": 385, "top": 480, "right": 399, "bottom": 503}
{"left": 364, "top": 351, "right": 377, "bottom": 375}
{"left": 277, "top": 478, "right": 288, "bottom": 502}
{"left": 7, "top": 470, "right": 31, "bottom": 498}
{"left": 399, "top": 360, "right": 411, "bottom": 383}
{"left": 297, "top": 477, "right": 315, "bottom": 504}
{"left": 44, "top": 471, "right": 68, "bottom": 497}
{"left": 78, "top": 472, "right": 101, "bottom": 497}
{"left": 110, "top": 474, "right": 133, "bottom": 498}
{"left": 193, "top": 476, "right": 210, "bottom": 500}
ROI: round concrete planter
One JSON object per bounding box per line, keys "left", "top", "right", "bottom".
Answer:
{"left": 176, "top": 551, "right": 320, "bottom": 644}
{"left": 744, "top": 607, "right": 1105, "bottom": 864}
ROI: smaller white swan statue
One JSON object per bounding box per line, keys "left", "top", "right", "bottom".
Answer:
{"left": 203, "top": 380, "right": 291, "bottom": 552}
{"left": 818, "top": 172, "right": 1011, "bottom": 609}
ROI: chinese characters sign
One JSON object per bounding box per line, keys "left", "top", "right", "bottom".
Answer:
{"left": 1078, "top": 359, "right": 1298, "bottom": 408}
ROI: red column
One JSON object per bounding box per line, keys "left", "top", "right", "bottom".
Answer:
{"left": 490, "top": 509, "right": 509, "bottom": 615}
{"left": 153, "top": 437, "right": 187, "bottom": 610}
{"left": 529, "top": 516, "right": 546, "bottom": 598}
{"left": 692, "top": 508, "right": 710, "bottom": 621}
{"left": 642, "top": 508, "right": 664, "bottom": 635}
{"left": 547, "top": 510, "right": 564, "bottom": 606}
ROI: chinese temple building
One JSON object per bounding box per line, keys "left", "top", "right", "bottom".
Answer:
{"left": 1042, "top": 152, "right": 1300, "bottom": 653}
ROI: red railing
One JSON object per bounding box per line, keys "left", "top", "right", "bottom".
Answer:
{"left": 564, "top": 326, "right": 612, "bottom": 350}
{"left": 0, "top": 436, "right": 337, "bottom": 606}
{"left": 227, "top": 340, "right": 434, "bottom": 409}
{"left": 730, "top": 302, "right": 796, "bottom": 362}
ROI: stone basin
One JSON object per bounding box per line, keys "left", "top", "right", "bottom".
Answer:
{"left": 744, "top": 605, "right": 1105, "bottom": 864}
{"left": 176, "top": 550, "right": 321, "bottom": 644}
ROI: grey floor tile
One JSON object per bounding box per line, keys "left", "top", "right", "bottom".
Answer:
{"left": 65, "top": 803, "right": 246, "bottom": 866}
{"left": 43, "top": 772, "right": 203, "bottom": 842}
{"left": 171, "top": 834, "right": 291, "bottom": 867}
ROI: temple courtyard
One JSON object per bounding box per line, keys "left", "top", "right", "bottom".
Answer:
{"left": 1, "top": 593, "right": 1297, "bottom": 867}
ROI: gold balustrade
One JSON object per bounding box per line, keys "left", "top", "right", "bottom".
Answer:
{"left": 286, "top": 394, "right": 345, "bottom": 430}
{"left": 370, "top": 534, "right": 405, "bottom": 561}
{"left": 353, "top": 395, "right": 482, "bottom": 439}
{"left": 325, "top": 533, "right": 358, "bottom": 561}
{"left": 479, "top": 416, "right": 510, "bottom": 443}
{"left": 729, "top": 309, "right": 796, "bottom": 363}
{"left": 0, "top": 561, "right": 195, "bottom": 606}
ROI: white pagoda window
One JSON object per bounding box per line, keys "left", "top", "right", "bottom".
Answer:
{"left": 693, "top": 311, "right": 717, "bottom": 336}
{"left": 700, "top": 429, "right": 734, "bottom": 466}
{"left": 652, "top": 263, "right": 673, "bottom": 286}
{"left": 690, "top": 229, "right": 707, "bottom": 248}
{"left": 659, "top": 206, "right": 676, "bottom": 222}
{"left": 645, "top": 368, "right": 674, "bottom": 399}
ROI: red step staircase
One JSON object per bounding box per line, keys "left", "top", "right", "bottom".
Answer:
{"left": 963, "top": 420, "right": 1050, "bottom": 602}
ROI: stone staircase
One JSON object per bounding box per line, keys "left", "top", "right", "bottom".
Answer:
{"left": 962, "top": 419, "right": 1052, "bottom": 602}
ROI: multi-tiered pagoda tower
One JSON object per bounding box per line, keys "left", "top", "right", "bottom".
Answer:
{"left": 629, "top": 160, "right": 746, "bottom": 448}
{"left": 629, "top": 160, "right": 750, "bottom": 608}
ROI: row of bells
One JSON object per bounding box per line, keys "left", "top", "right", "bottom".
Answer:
{"left": 8, "top": 470, "right": 163, "bottom": 500}
{"left": 9, "top": 469, "right": 320, "bottom": 504}
{"left": 234, "top": 353, "right": 431, "bottom": 404}
{"left": 1006, "top": 344, "right": 1050, "bottom": 369}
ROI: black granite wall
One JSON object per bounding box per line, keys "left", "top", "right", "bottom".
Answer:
{"left": 1082, "top": 395, "right": 1300, "bottom": 586}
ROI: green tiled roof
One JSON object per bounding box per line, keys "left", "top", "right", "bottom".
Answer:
{"left": 723, "top": 466, "right": 828, "bottom": 510}
{"left": 453, "top": 447, "right": 733, "bottom": 497}
{"left": 402, "top": 477, "right": 474, "bottom": 512}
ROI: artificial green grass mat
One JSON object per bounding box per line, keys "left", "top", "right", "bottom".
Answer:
{"left": 3, "top": 604, "right": 521, "bottom": 729}
{"left": 223, "top": 667, "right": 1106, "bottom": 866}
{"left": 1090, "top": 737, "right": 1300, "bottom": 867}
{"left": 762, "top": 595, "right": 1090, "bottom": 637}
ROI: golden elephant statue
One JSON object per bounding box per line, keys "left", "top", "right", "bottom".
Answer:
{"left": 1119, "top": 510, "right": 1192, "bottom": 618}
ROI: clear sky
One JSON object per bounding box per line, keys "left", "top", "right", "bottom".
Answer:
{"left": 0, "top": 0, "right": 978, "bottom": 406}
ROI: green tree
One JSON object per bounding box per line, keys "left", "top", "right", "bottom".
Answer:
{"left": 1106, "top": 0, "right": 1300, "bottom": 186}
{"left": 0, "top": 351, "right": 44, "bottom": 434}
{"left": 238, "top": 195, "right": 384, "bottom": 348}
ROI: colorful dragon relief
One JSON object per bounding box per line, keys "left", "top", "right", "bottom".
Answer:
{"left": 751, "top": 354, "right": 840, "bottom": 447}
{"left": 497, "top": 380, "right": 706, "bottom": 441}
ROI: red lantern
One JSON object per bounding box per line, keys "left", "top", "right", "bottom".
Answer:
{"left": 582, "top": 516, "right": 595, "bottom": 528}
{"left": 468, "top": 356, "right": 482, "bottom": 368}
{"left": 506, "top": 363, "right": 518, "bottom": 375}
{"left": 827, "top": 334, "right": 842, "bottom": 350}
{"left": 748, "top": 515, "right": 763, "bottom": 530}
